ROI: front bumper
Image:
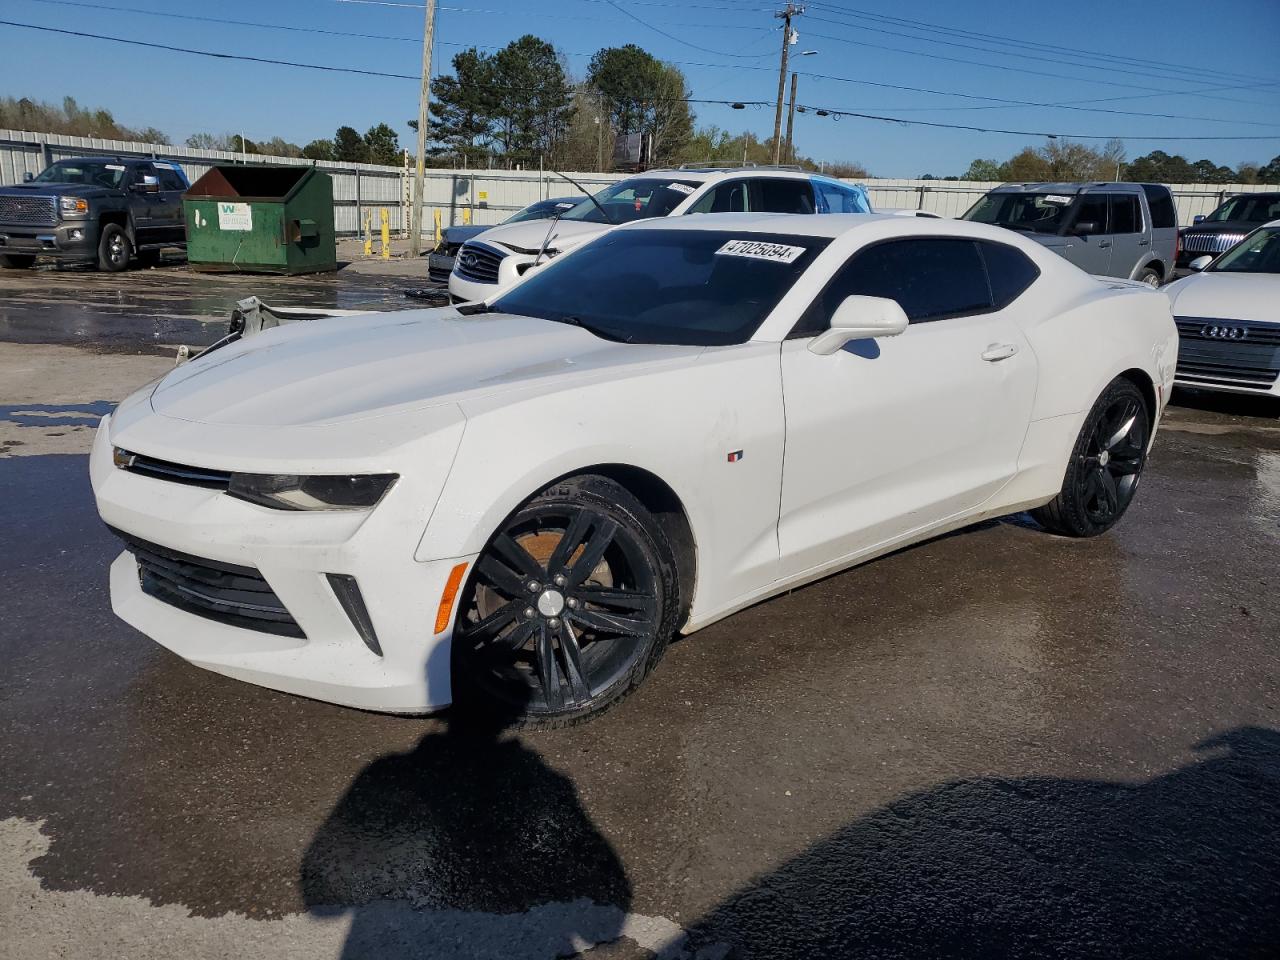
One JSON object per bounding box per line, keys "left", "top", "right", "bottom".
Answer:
{"left": 91, "top": 417, "right": 477, "bottom": 713}
{"left": 0, "top": 220, "right": 97, "bottom": 257}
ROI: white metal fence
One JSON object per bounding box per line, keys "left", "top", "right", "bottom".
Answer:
{"left": 2, "top": 129, "right": 1273, "bottom": 233}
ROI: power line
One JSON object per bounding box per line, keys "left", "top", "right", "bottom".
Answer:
{"left": 600, "top": 0, "right": 776, "bottom": 58}
{"left": 801, "top": 28, "right": 1274, "bottom": 107}
{"left": 2, "top": 18, "right": 1277, "bottom": 143}
{"left": 804, "top": 1, "right": 1276, "bottom": 87}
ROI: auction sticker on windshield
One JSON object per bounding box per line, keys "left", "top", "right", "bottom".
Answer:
{"left": 667, "top": 183, "right": 696, "bottom": 195}
{"left": 716, "top": 239, "right": 806, "bottom": 263}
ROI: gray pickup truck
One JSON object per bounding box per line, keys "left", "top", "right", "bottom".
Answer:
{"left": 0, "top": 156, "right": 188, "bottom": 271}
{"left": 962, "top": 181, "right": 1179, "bottom": 286}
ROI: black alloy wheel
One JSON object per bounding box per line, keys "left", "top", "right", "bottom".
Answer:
{"left": 452, "top": 475, "right": 677, "bottom": 727}
{"left": 1033, "top": 377, "right": 1151, "bottom": 537}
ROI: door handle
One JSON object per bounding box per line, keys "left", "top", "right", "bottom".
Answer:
{"left": 1138, "top": 238, "right": 1150, "bottom": 246}
{"left": 981, "top": 343, "right": 1018, "bottom": 362}
{"left": 1099, "top": 240, "right": 1113, "bottom": 248}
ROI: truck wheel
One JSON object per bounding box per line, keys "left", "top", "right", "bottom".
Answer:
{"left": 1136, "top": 267, "right": 1161, "bottom": 287}
{"left": 0, "top": 254, "right": 35, "bottom": 269}
{"left": 97, "top": 224, "right": 132, "bottom": 272}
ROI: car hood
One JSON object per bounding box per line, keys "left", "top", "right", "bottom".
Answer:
{"left": 443, "top": 224, "right": 487, "bottom": 245}
{"left": 148, "top": 307, "right": 703, "bottom": 427}
{"left": 1165, "top": 272, "right": 1280, "bottom": 323}
{"left": 0, "top": 181, "right": 118, "bottom": 198}
{"left": 472, "top": 218, "right": 611, "bottom": 254}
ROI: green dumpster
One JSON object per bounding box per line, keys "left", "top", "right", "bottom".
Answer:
{"left": 183, "top": 165, "right": 337, "bottom": 274}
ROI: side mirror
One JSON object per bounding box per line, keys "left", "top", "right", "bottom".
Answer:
{"left": 808, "top": 296, "right": 909, "bottom": 356}
{"left": 1188, "top": 255, "right": 1212, "bottom": 272}
{"left": 1073, "top": 221, "right": 1099, "bottom": 236}
{"left": 1192, "top": 214, "right": 1205, "bottom": 224}
{"left": 22, "top": 171, "right": 34, "bottom": 182}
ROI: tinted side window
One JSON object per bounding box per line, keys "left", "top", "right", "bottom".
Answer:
{"left": 754, "top": 178, "right": 815, "bottom": 214}
{"left": 1141, "top": 185, "right": 1177, "bottom": 229}
{"left": 978, "top": 241, "right": 1040, "bottom": 309}
{"left": 688, "top": 181, "right": 749, "bottom": 214}
{"left": 795, "top": 238, "right": 993, "bottom": 334}
{"left": 1073, "top": 196, "right": 1109, "bottom": 234}
{"left": 1111, "top": 195, "right": 1140, "bottom": 234}
{"left": 159, "top": 168, "right": 186, "bottom": 191}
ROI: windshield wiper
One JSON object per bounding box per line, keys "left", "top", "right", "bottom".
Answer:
{"left": 550, "top": 170, "right": 615, "bottom": 225}
{"left": 548, "top": 315, "right": 632, "bottom": 343}
{"left": 992, "top": 221, "right": 1033, "bottom": 232}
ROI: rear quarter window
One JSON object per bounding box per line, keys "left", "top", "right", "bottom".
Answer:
{"left": 1141, "top": 185, "right": 1177, "bottom": 229}
{"left": 977, "top": 241, "right": 1040, "bottom": 309}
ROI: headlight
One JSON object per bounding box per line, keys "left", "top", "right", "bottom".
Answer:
{"left": 59, "top": 196, "right": 88, "bottom": 214}
{"left": 227, "top": 473, "right": 398, "bottom": 511}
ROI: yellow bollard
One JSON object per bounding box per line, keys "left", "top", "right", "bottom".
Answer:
{"left": 380, "top": 208, "right": 390, "bottom": 260}
{"left": 462, "top": 207, "right": 472, "bottom": 226}
{"left": 363, "top": 212, "right": 372, "bottom": 257}
{"left": 433, "top": 208, "right": 442, "bottom": 249}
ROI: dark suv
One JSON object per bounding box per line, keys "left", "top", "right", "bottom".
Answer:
{"left": 0, "top": 157, "right": 188, "bottom": 271}
{"left": 1177, "top": 192, "right": 1280, "bottom": 268}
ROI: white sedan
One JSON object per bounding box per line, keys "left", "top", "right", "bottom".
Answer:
{"left": 92, "top": 214, "right": 1177, "bottom": 725}
{"left": 1165, "top": 220, "right": 1280, "bottom": 398}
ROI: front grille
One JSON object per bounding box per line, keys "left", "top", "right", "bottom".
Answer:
{"left": 1181, "top": 231, "right": 1247, "bottom": 254}
{"left": 118, "top": 449, "right": 232, "bottom": 490}
{"left": 112, "top": 528, "right": 305, "bottom": 638}
{"left": 452, "top": 241, "right": 505, "bottom": 284}
{"left": 0, "top": 194, "right": 57, "bottom": 227}
{"left": 1174, "top": 316, "right": 1280, "bottom": 389}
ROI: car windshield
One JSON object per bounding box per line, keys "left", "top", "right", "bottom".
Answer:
{"left": 504, "top": 199, "right": 574, "bottom": 224}
{"left": 1204, "top": 195, "right": 1280, "bottom": 223}
{"left": 1209, "top": 227, "right": 1280, "bottom": 273}
{"left": 489, "top": 228, "right": 831, "bottom": 346}
{"left": 963, "top": 192, "right": 1076, "bottom": 234}
{"left": 559, "top": 178, "right": 702, "bottom": 224}
{"left": 32, "top": 160, "right": 129, "bottom": 188}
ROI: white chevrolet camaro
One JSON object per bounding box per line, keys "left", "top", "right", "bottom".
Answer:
{"left": 92, "top": 213, "right": 1178, "bottom": 725}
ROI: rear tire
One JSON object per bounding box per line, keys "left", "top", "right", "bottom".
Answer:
{"left": 0, "top": 253, "right": 35, "bottom": 269}
{"left": 451, "top": 474, "right": 679, "bottom": 729}
{"left": 97, "top": 223, "right": 131, "bottom": 272}
{"left": 1137, "top": 267, "right": 1161, "bottom": 287}
{"left": 1032, "top": 377, "right": 1150, "bottom": 538}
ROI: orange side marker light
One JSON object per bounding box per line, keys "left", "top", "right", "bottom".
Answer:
{"left": 434, "top": 562, "right": 469, "bottom": 634}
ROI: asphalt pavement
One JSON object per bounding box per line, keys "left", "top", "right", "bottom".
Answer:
{"left": 1, "top": 260, "right": 1278, "bottom": 959}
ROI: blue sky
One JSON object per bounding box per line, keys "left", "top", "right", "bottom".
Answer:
{"left": 2, "top": 0, "right": 1279, "bottom": 176}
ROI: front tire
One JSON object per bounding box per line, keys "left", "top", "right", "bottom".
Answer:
{"left": 97, "top": 223, "right": 132, "bottom": 272}
{"left": 1033, "top": 378, "right": 1150, "bottom": 537}
{"left": 452, "top": 475, "right": 678, "bottom": 728}
{"left": 0, "top": 253, "right": 35, "bottom": 269}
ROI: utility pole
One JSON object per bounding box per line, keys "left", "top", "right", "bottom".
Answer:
{"left": 771, "top": 3, "right": 802, "bottom": 165}
{"left": 409, "top": 0, "right": 438, "bottom": 257}
{"left": 784, "top": 72, "right": 798, "bottom": 164}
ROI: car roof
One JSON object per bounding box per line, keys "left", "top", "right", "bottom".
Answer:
{"left": 616, "top": 211, "right": 1005, "bottom": 240}
{"left": 987, "top": 181, "right": 1147, "bottom": 194}
{"left": 627, "top": 167, "right": 860, "bottom": 184}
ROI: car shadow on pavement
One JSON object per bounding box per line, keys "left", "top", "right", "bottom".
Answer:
{"left": 300, "top": 689, "right": 633, "bottom": 960}
{"left": 677, "top": 725, "right": 1280, "bottom": 960}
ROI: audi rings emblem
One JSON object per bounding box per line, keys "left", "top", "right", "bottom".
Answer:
{"left": 1199, "top": 324, "right": 1249, "bottom": 341}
